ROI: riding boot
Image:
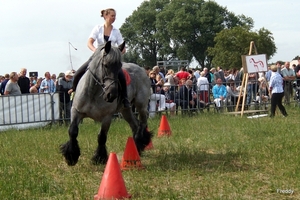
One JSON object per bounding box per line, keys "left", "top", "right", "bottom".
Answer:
{"left": 72, "top": 55, "right": 93, "bottom": 91}
{"left": 118, "top": 70, "right": 131, "bottom": 108}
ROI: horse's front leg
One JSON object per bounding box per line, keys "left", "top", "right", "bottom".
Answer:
{"left": 91, "top": 116, "right": 112, "bottom": 165}
{"left": 60, "top": 108, "right": 82, "bottom": 166}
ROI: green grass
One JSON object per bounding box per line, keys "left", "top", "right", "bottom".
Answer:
{"left": 0, "top": 106, "right": 299, "bottom": 199}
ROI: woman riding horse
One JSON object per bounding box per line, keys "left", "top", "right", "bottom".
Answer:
{"left": 72, "top": 8, "right": 130, "bottom": 108}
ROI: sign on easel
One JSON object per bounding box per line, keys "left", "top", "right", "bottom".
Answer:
{"left": 234, "top": 41, "right": 268, "bottom": 117}
{"left": 241, "top": 54, "right": 268, "bottom": 73}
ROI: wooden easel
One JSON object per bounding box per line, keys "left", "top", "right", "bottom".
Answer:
{"left": 235, "top": 41, "right": 258, "bottom": 116}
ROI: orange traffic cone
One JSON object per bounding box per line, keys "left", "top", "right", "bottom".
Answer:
{"left": 145, "top": 139, "right": 154, "bottom": 150}
{"left": 120, "top": 137, "right": 144, "bottom": 170}
{"left": 158, "top": 114, "right": 172, "bottom": 137}
{"left": 94, "top": 152, "right": 131, "bottom": 200}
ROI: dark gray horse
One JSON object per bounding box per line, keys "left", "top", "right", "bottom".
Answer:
{"left": 60, "top": 41, "right": 152, "bottom": 166}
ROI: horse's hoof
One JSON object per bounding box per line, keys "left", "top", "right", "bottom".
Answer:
{"left": 66, "top": 159, "right": 78, "bottom": 166}
{"left": 91, "top": 155, "right": 108, "bottom": 165}
{"left": 60, "top": 141, "right": 81, "bottom": 166}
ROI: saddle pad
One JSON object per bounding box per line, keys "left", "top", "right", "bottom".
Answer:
{"left": 122, "top": 69, "right": 131, "bottom": 86}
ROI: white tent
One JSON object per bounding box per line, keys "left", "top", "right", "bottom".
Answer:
{"left": 290, "top": 59, "right": 298, "bottom": 67}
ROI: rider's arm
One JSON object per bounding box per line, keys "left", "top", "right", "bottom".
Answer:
{"left": 87, "top": 38, "right": 96, "bottom": 52}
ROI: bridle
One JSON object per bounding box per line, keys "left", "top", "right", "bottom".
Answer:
{"left": 88, "top": 47, "right": 119, "bottom": 97}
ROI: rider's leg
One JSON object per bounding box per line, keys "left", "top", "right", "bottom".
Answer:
{"left": 118, "top": 69, "right": 131, "bottom": 108}
{"left": 72, "top": 56, "right": 93, "bottom": 91}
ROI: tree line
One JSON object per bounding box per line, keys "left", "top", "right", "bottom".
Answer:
{"left": 120, "top": 0, "right": 277, "bottom": 69}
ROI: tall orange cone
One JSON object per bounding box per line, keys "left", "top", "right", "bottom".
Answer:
{"left": 158, "top": 114, "right": 172, "bottom": 137}
{"left": 94, "top": 152, "right": 131, "bottom": 200}
{"left": 120, "top": 137, "right": 144, "bottom": 170}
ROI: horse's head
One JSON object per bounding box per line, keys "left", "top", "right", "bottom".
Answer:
{"left": 90, "top": 41, "right": 125, "bottom": 102}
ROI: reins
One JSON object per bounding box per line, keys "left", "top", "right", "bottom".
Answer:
{"left": 87, "top": 48, "right": 118, "bottom": 97}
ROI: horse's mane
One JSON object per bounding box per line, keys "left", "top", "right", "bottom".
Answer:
{"left": 92, "top": 42, "right": 122, "bottom": 67}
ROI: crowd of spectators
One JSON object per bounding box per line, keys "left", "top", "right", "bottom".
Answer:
{"left": 0, "top": 68, "right": 76, "bottom": 125}
{"left": 1, "top": 58, "right": 300, "bottom": 120}
{"left": 146, "top": 58, "right": 300, "bottom": 117}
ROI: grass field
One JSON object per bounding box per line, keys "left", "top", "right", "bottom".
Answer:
{"left": 0, "top": 106, "right": 299, "bottom": 199}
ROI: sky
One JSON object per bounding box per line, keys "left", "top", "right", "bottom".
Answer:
{"left": 0, "top": 0, "right": 299, "bottom": 77}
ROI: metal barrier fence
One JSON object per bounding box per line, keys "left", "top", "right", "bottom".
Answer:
{"left": 0, "top": 93, "right": 60, "bottom": 131}
{"left": 0, "top": 80, "right": 298, "bottom": 130}
{"left": 148, "top": 79, "right": 299, "bottom": 116}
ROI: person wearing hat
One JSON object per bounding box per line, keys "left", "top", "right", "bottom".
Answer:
{"left": 56, "top": 70, "right": 75, "bottom": 124}
{"left": 71, "top": 8, "right": 130, "bottom": 108}
{"left": 269, "top": 65, "right": 288, "bottom": 118}
{"left": 160, "top": 82, "right": 176, "bottom": 116}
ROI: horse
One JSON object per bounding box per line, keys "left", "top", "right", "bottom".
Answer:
{"left": 60, "top": 41, "right": 152, "bottom": 166}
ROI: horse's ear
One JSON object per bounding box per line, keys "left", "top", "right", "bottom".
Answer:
{"left": 118, "top": 41, "right": 125, "bottom": 52}
{"left": 104, "top": 41, "right": 111, "bottom": 54}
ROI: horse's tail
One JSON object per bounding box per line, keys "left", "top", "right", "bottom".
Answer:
{"left": 134, "top": 122, "right": 153, "bottom": 154}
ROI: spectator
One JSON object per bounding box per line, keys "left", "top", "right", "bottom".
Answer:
{"left": 217, "top": 66, "right": 226, "bottom": 84}
{"left": 165, "top": 69, "right": 176, "bottom": 91}
{"left": 17, "top": 68, "right": 30, "bottom": 93}
{"left": 34, "top": 77, "right": 43, "bottom": 92}
{"left": 174, "top": 66, "right": 191, "bottom": 86}
{"left": 281, "top": 61, "right": 295, "bottom": 105}
{"left": 294, "top": 58, "right": 300, "bottom": 86}
{"left": 269, "top": 65, "right": 288, "bottom": 118}
{"left": 225, "top": 69, "right": 234, "bottom": 82}
{"left": 56, "top": 70, "right": 75, "bottom": 124}
{"left": 4, "top": 72, "right": 21, "bottom": 95}
{"left": 144, "top": 66, "right": 151, "bottom": 76}
{"left": 51, "top": 74, "right": 57, "bottom": 86}
{"left": 29, "top": 85, "right": 39, "bottom": 93}
{"left": 265, "top": 65, "right": 272, "bottom": 83}
{"left": 176, "top": 79, "right": 197, "bottom": 111}
{"left": 246, "top": 72, "right": 258, "bottom": 106}
{"left": 256, "top": 77, "right": 269, "bottom": 108}
{"left": 197, "top": 71, "right": 210, "bottom": 106}
{"left": 32, "top": 76, "right": 37, "bottom": 86}
{"left": 210, "top": 68, "right": 216, "bottom": 86}
{"left": 226, "top": 79, "right": 242, "bottom": 111}
{"left": 276, "top": 61, "right": 282, "bottom": 76}
{"left": 160, "top": 82, "right": 176, "bottom": 116}
{"left": 40, "top": 72, "right": 56, "bottom": 93}
{"left": 203, "top": 67, "right": 211, "bottom": 84}
{"left": 156, "top": 73, "right": 164, "bottom": 88}
{"left": 153, "top": 66, "right": 165, "bottom": 82}
{"left": 0, "top": 75, "right": 4, "bottom": 89}
{"left": 188, "top": 69, "right": 197, "bottom": 91}
{"left": 0, "top": 74, "right": 9, "bottom": 95}
{"left": 193, "top": 69, "right": 200, "bottom": 80}
{"left": 56, "top": 72, "right": 65, "bottom": 87}
{"left": 212, "top": 78, "right": 227, "bottom": 110}
{"left": 149, "top": 70, "right": 166, "bottom": 118}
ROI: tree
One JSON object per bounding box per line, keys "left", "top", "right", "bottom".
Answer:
{"left": 120, "top": 0, "right": 261, "bottom": 69}
{"left": 120, "top": 0, "right": 170, "bottom": 67}
{"left": 207, "top": 26, "right": 277, "bottom": 69}
{"left": 156, "top": 0, "right": 253, "bottom": 67}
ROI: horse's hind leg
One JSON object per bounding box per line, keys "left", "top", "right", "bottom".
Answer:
{"left": 91, "top": 117, "right": 111, "bottom": 165}
{"left": 135, "top": 105, "right": 153, "bottom": 152}
{"left": 121, "top": 107, "right": 152, "bottom": 155}
{"left": 60, "top": 108, "right": 82, "bottom": 166}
